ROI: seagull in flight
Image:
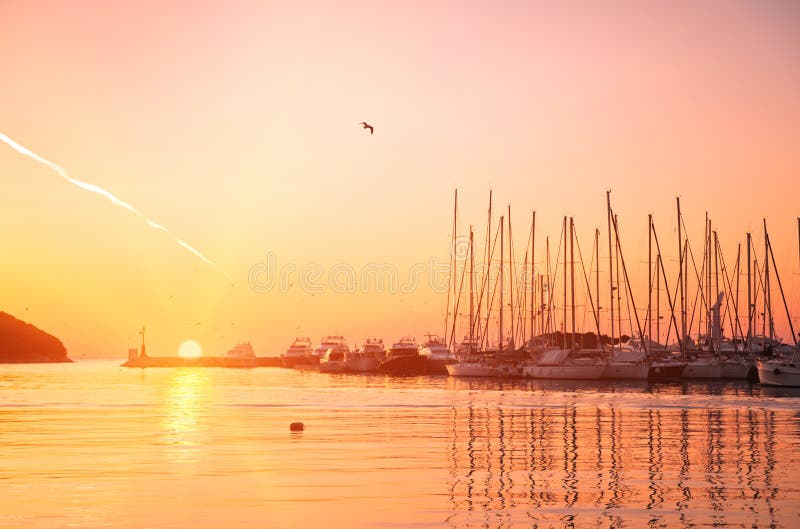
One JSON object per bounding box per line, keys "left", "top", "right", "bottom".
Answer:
{"left": 359, "top": 122, "right": 374, "bottom": 135}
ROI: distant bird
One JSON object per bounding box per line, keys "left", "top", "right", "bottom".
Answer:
{"left": 359, "top": 122, "right": 374, "bottom": 135}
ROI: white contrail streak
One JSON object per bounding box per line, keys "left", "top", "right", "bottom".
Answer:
{"left": 1, "top": 132, "right": 219, "bottom": 268}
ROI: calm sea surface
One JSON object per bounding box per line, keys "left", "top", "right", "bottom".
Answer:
{"left": 2, "top": 360, "right": 800, "bottom": 528}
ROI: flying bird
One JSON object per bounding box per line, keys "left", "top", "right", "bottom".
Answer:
{"left": 359, "top": 122, "right": 374, "bottom": 135}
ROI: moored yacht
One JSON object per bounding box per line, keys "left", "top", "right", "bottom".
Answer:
{"left": 312, "top": 336, "right": 346, "bottom": 363}
{"left": 282, "top": 337, "right": 314, "bottom": 367}
{"left": 419, "top": 334, "right": 455, "bottom": 374}
{"left": 757, "top": 354, "right": 800, "bottom": 386}
{"left": 345, "top": 338, "right": 384, "bottom": 372}
{"left": 223, "top": 341, "right": 257, "bottom": 368}
{"left": 601, "top": 347, "right": 649, "bottom": 380}
{"left": 319, "top": 343, "right": 348, "bottom": 373}
{"left": 378, "top": 337, "right": 424, "bottom": 375}
{"left": 524, "top": 348, "right": 606, "bottom": 380}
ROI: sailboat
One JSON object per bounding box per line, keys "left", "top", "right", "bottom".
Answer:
{"left": 757, "top": 218, "right": 800, "bottom": 386}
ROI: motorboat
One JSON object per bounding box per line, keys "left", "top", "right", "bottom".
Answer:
{"left": 419, "top": 334, "right": 455, "bottom": 374}
{"left": 345, "top": 338, "right": 384, "bottom": 372}
{"left": 379, "top": 337, "right": 424, "bottom": 375}
{"left": 282, "top": 337, "right": 314, "bottom": 367}
{"left": 319, "top": 344, "right": 348, "bottom": 373}
{"left": 223, "top": 341, "right": 257, "bottom": 368}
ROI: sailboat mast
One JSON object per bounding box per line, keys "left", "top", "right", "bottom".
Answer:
{"left": 656, "top": 253, "right": 661, "bottom": 346}
{"left": 735, "top": 242, "right": 741, "bottom": 349}
{"left": 570, "top": 217, "right": 576, "bottom": 350}
{"left": 485, "top": 191, "right": 493, "bottom": 347}
{"left": 648, "top": 214, "right": 653, "bottom": 343}
{"left": 445, "top": 189, "right": 457, "bottom": 348}
{"left": 508, "top": 205, "right": 514, "bottom": 348}
{"left": 764, "top": 219, "right": 772, "bottom": 342}
{"left": 595, "top": 227, "right": 601, "bottom": 350}
{"left": 499, "top": 215, "right": 505, "bottom": 353}
{"left": 607, "top": 191, "right": 615, "bottom": 353}
{"left": 469, "top": 226, "right": 474, "bottom": 352}
{"left": 530, "top": 211, "right": 536, "bottom": 344}
{"left": 615, "top": 214, "right": 622, "bottom": 345}
{"left": 746, "top": 232, "right": 752, "bottom": 349}
{"left": 563, "top": 216, "right": 568, "bottom": 349}
{"left": 677, "top": 197, "right": 686, "bottom": 352}
{"left": 546, "top": 236, "right": 551, "bottom": 337}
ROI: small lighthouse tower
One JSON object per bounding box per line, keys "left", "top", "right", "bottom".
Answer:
{"left": 139, "top": 326, "right": 148, "bottom": 358}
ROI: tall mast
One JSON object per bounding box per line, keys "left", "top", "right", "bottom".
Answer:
{"left": 677, "top": 197, "right": 686, "bottom": 351}
{"left": 485, "top": 191, "right": 493, "bottom": 346}
{"left": 508, "top": 205, "right": 514, "bottom": 348}
{"left": 764, "top": 219, "right": 773, "bottom": 342}
{"left": 469, "top": 226, "right": 475, "bottom": 352}
{"left": 746, "top": 232, "right": 752, "bottom": 350}
{"left": 615, "top": 214, "right": 622, "bottom": 344}
{"left": 545, "top": 236, "right": 551, "bottom": 337}
{"left": 445, "top": 189, "right": 458, "bottom": 348}
{"left": 735, "top": 242, "right": 741, "bottom": 350}
{"left": 648, "top": 214, "right": 653, "bottom": 343}
{"left": 656, "top": 253, "right": 661, "bottom": 346}
{"left": 714, "top": 230, "right": 720, "bottom": 352}
{"left": 570, "top": 217, "right": 576, "bottom": 350}
{"left": 563, "top": 216, "right": 568, "bottom": 349}
{"left": 595, "top": 227, "right": 601, "bottom": 349}
{"left": 530, "top": 211, "right": 536, "bottom": 344}
{"left": 607, "top": 191, "right": 615, "bottom": 353}
{"left": 499, "top": 215, "right": 505, "bottom": 353}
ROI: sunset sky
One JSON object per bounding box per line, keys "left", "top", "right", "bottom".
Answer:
{"left": 2, "top": 1, "right": 799, "bottom": 357}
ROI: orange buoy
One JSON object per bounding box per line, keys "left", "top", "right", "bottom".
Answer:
{"left": 290, "top": 422, "right": 304, "bottom": 431}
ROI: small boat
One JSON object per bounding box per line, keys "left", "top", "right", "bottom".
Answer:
{"left": 602, "top": 341, "right": 649, "bottom": 380}
{"left": 757, "top": 356, "right": 800, "bottom": 387}
{"left": 319, "top": 344, "right": 348, "bottom": 373}
{"left": 312, "top": 336, "right": 346, "bottom": 363}
{"left": 647, "top": 354, "right": 686, "bottom": 380}
{"left": 282, "top": 337, "right": 315, "bottom": 367}
{"left": 379, "top": 337, "right": 424, "bottom": 375}
{"left": 446, "top": 359, "right": 500, "bottom": 377}
{"left": 223, "top": 341, "right": 257, "bottom": 368}
{"left": 524, "top": 348, "right": 606, "bottom": 380}
{"left": 419, "top": 334, "right": 455, "bottom": 374}
{"left": 682, "top": 352, "right": 723, "bottom": 379}
{"left": 345, "top": 338, "right": 384, "bottom": 372}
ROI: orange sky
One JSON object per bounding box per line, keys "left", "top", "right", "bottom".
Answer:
{"left": 1, "top": 1, "right": 799, "bottom": 357}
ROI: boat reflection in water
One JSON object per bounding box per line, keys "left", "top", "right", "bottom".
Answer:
{"left": 443, "top": 379, "right": 793, "bottom": 529}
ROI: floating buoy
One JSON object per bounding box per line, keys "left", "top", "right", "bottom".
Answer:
{"left": 290, "top": 422, "right": 305, "bottom": 432}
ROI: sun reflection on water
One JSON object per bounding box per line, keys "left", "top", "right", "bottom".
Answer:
{"left": 160, "top": 369, "right": 211, "bottom": 463}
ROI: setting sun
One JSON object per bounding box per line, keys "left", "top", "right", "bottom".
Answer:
{"left": 177, "top": 340, "right": 202, "bottom": 358}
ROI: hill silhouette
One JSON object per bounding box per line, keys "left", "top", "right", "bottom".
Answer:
{"left": 0, "top": 311, "right": 71, "bottom": 363}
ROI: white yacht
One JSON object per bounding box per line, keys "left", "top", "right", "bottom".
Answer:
{"left": 757, "top": 356, "right": 800, "bottom": 386}
{"left": 313, "top": 336, "right": 346, "bottom": 362}
{"left": 419, "top": 334, "right": 455, "bottom": 374}
{"left": 345, "top": 338, "right": 384, "bottom": 372}
{"left": 282, "top": 337, "right": 314, "bottom": 367}
{"left": 446, "top": 359, "right": 500, "bottom": 377}
{"left": 524, "top": 348, "right": 606, "bottom": 380}
{"left": 319, "top": 343, "right": 348, "bottom": 373}
{"left": 602, "top": 347, "right": 649, "bottom": 380}
{"left": 223, "top": 341, "right": 257, "bottom": 368}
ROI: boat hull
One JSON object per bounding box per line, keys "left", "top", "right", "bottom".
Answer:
{"left": 601, "top": 364, "right": 649, "bottom": 380}
{"left": 524, "top": 364, "right": 605, "bottom": 380}
{"left": 345, "top": 357, "right": 379, "bottom": 373}
{"left": 757, "top": 360, "right": 800, "bottom": 386}
{"left": 319, "top": 361, "right": 345, "bottom": 373}
{"left": 446, "top": 363, "right": 499, "bottom": 377}
{"left": 282, "top": 355, "right": 318, "bottom": 368}
{"left": 647, "top": 363, "right": 685, "bottom": 380}
{"left": 425, "top": 357, "right": 456, "bottom": 375}
{"left": 379, "top": 355, "right": 426, "bottom": 375}
{"left": 720, "top": 362, "right": 751, "bottom": 379}
{"left": 682, "top": 362, "right": 723, "bottom": 379}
